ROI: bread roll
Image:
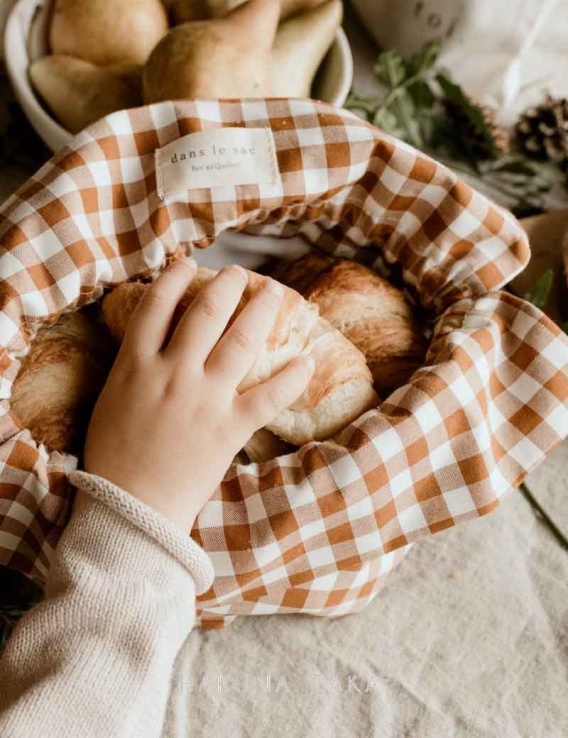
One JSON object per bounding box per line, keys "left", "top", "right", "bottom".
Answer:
{"left": 267, "top": 253, "right": 427, "bottom": 393}
{"left": 101, "top": 265, "right": 379, "bottom": 445}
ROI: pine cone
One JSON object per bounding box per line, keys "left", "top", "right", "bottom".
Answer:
{"left": 444, "top": 97, "right": 510, "bottom": 159}
{"left": 516, "top": 94, "right": 568, "bottom": 165}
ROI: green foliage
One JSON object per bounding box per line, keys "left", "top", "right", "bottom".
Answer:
{"left": 345, "top": 41, "right": 555, "bottom": 217}
{"left": 523, "top": 269, "right": 554, "bottom": 310}
{"left": 474, "top": 158, "right": 555, "bottom": 218}
{"left": 435, "top": 71, "right": 500, "bottom": 161}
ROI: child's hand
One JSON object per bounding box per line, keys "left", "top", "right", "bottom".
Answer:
{"left": 83, "top": 256, "right": 315, "bottom": 530}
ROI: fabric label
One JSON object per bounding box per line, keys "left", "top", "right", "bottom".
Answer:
{"left": 155, "top": 127, "right": 280, "bottom": 199}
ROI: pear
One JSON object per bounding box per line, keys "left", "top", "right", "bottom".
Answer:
{"left": 50, "top": 0, "right": 169, "bottom": 66}
{"left": 30, "top": 55, "right": 143, "bottom": 134}
{"left": 270, "top": 0, "right": 342, "bottom": 98}
{"left": 179, "top": 0, "right": 327, "bottom": 22}
{"left": 143, "top": 0, "right": 280, "bottom": 102}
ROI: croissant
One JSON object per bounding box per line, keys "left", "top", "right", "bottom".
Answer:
{"left": 266, "top": 253, "right": 427, "bottom": 393}
{"left": 101, "top": 265, "right": 379, "bottom": 445}
{"left": 9, "top": 306, "right": 117, "bottom": 454}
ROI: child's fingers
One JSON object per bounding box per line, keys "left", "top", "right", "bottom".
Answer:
{"left": 205, "top": 277, "right": 284, "bottom": 386}
{"left": 166, "top": 264, "right": 248, "bottom": 364}
{"left": 121, "top": 257, "right": 197, "bottom": 359}
{"left": 236, "top": 354, "right": 316, "bottom": 432}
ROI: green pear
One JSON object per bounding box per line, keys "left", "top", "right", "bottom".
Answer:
{"left": 30, "top": 55, "right": 143, "bottom": 134}
{"left": 50, "top": 0, "right": 169, "bottom": 66}
{"left": 270, "top": 0, "right": 342, "bottom": 98}
{"left": 143, "top": 0, "right": 280, "bottom": 102}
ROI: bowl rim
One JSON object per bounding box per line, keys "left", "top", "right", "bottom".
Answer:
{"left": 4, "top": 0, "right": 70, "bottom": 151}
{"left": 328, "top": 27, "right": 353, "bottom": 110}
{"left": 4, "top": 0, "right": 354, "bottom": 154}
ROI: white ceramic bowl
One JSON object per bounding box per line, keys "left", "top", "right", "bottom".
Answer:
{"left": 4, "top": 0, "right": 354, "bottom": 153}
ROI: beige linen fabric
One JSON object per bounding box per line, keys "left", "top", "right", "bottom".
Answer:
{"left": 165, "top": 459, "right": 568, "bottom": 736}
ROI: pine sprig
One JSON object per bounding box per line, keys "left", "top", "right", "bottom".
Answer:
{"left": 346, "top": 41, "right": 555, "bottom": 217}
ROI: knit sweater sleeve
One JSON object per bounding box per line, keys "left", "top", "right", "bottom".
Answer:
{"left": 0, "top": 469, "right": 215, "bottom": 738}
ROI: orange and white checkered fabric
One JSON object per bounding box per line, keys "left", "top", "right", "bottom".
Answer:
{"left": 0, "top": 99, "right": 567, "bottom": 628}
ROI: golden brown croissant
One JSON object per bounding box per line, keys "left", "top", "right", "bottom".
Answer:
{"left": 267, "top": 253, "right": 427, "bottom": 394}
{"left": 101, "top": 265, "right": 379, "bottom": 445}
{"left": 10, "top": 306, "right": 117, "bottom": 455}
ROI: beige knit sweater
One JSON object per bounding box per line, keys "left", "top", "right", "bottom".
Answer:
{"left": 0, "top": 469, "right": 216, "bottom": 737}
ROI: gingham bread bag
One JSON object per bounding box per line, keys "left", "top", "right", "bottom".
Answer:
{"left": 0, "top": 99, "right": 566, "bottom": 628}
